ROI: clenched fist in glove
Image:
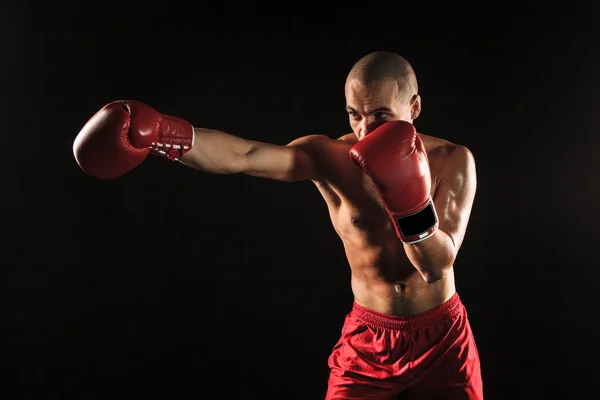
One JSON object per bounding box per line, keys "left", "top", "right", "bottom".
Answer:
{"left": 350, "top": 121, "right": 438, "bottom": 244}
{"left": 73, "top": 100, "right": 194, "bottom": 180}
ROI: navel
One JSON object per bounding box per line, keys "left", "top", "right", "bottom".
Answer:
{"left": 393, "top": 282, "right": 407, "bottom": 294}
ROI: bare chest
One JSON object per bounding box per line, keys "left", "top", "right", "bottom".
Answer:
{"left": 318, "top": 158, "right": 441, "bottom": 240}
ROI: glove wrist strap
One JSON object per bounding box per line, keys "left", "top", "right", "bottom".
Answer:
{"left": 150, "top": 115, "right": 195, "bottom": 161}
{"left": 394, "top": 199, "right": 439, "bottom": 244}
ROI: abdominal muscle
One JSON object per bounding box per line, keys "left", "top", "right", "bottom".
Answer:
{"left": 340, "top": 229, "right": 456, "bottom": 316}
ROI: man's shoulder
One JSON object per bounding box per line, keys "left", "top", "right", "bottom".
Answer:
{"left": 306, "top": 132, "right": 355, "bottom": 145}
{"left": 418, "top": 133, "right": 474, "bottom": 161}
{"left": 337, "top": 132, "right": 357, "bottom": 143}
{"left": 419, "top": 133, "right": 476, "bottom": 180}
{"left": 289, "top": 133, "right": 354, "bottom": 151}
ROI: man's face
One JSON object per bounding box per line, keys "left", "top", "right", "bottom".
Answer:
{"left": 345, "top": 78, "right": 419, "bottom": 140}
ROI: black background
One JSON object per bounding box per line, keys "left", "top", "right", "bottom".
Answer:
{"left": 2, "top": 2, "right": 599, "bottom": 399}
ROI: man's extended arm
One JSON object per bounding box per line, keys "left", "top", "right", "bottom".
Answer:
{"left": 73, "top": 99, "right": 324, "bottom": 183}
{"left": 180, "top": 128, "right": 324, "bottom": 182}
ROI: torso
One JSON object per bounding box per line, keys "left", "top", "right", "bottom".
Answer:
{"left": 311, "top": 133, "right": 457, "bottom": 316}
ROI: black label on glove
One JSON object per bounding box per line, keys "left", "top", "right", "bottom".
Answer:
{"left": 396, "top": 202, "right": 438, "bottom": 238}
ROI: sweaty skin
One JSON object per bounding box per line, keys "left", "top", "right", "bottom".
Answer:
{"left": 180, "top": 78, "right": 477, "bottom": 316}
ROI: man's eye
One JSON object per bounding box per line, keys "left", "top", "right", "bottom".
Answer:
{"left": 374, "top": 112, "right": 389, "bottom": 120}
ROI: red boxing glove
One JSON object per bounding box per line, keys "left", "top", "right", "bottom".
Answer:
{"left": 349, "top": 121, "right": 438, "bottom": 244}
{"left": 73, "top": 100, "right": 194, "bottom": 180}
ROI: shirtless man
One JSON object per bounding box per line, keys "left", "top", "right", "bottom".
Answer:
{"left": 73, "top": 51, "right": 483, "bottom": 399}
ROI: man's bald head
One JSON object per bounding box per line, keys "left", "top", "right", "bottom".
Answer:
{"left": 346, "top": 51, "right": 418, "bottom": 104}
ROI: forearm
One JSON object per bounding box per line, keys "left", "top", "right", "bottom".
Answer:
{"left": 179, "top": 128, "right": 252, "bottom": 174}
{"left": 404, "top": 229, "right": 456, "bottom": 283}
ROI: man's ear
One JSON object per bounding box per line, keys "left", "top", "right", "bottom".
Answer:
{"left": 410, "top": 94, "right": 421, "bottom": 120}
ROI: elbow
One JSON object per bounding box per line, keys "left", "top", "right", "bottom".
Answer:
{"left": 231, "top": 142, "right": 255, "bottom": 174}
{"left": 410, "top": 230, "right": 457, "bottom": 284}
{"left": 421, "top": 269, "right": 449, "bottom": 284}
{"left": 419, "top": 255, "right": 456, "bottom": 284}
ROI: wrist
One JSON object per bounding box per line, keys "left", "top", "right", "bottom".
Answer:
{"left": 150, "top": 114, "right": 195, "bottom": 161}
{"left": 391, "top": 198, "right": 438, "bottom": 244}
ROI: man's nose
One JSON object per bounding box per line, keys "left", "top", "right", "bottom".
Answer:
{"left": 359, "top": 119, "right": 380, "bottom": 137}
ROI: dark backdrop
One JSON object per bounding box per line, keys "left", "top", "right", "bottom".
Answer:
{"left": 2, "top": 3, "right": 599, "bottom": 399}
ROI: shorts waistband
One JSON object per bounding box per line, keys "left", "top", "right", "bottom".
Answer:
{"left": 350, "top": 293, "right": 463, "bottom": 330}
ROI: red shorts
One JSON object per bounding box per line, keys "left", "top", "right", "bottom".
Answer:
{"left": 326, "top": 293, "right": 483, "bottom": 399}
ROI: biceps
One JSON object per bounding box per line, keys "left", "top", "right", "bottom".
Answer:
{"left": 435, "top": 188, "right": 473, "bottom": 243}
{"left": 434, "top": 169, "right": 477, "bottom": 248}
{"left": 245, "top": 142, "right": 318, "bottom": 182}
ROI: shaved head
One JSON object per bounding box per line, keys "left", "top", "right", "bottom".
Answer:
{"left": 344, "top": 52, "right": 422, "bottom": 138}
{"left": 346, "top": 51, "right": 418, "bottom": 104}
